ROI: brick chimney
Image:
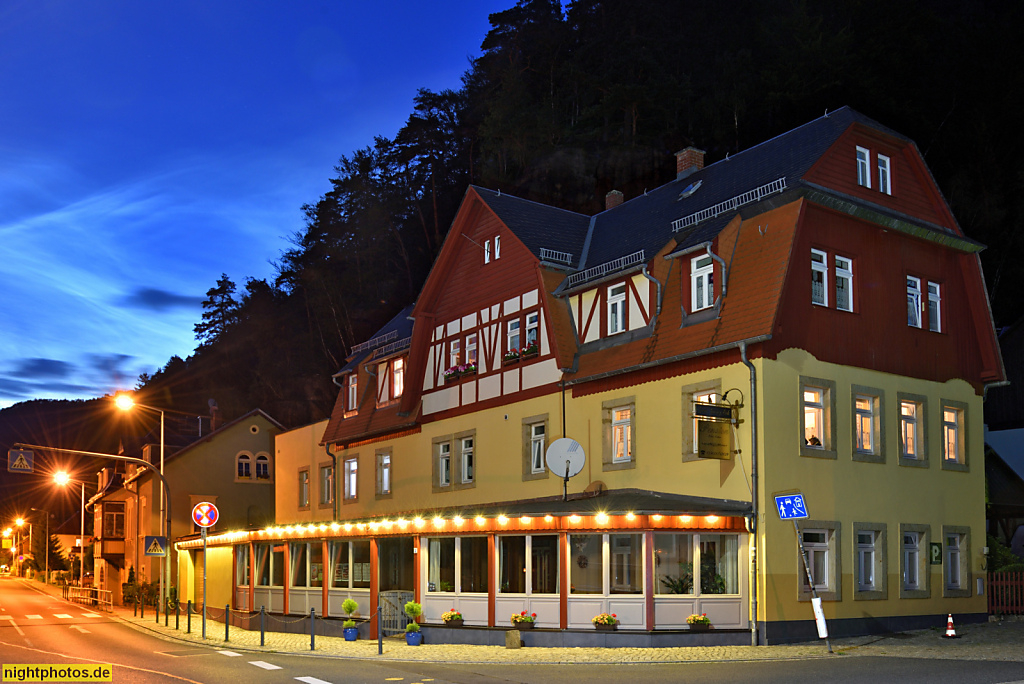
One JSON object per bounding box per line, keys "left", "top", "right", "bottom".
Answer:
{"left": 605, "top": 189, "right": 624, "bottom": 210}
{"left": 675, "top": 146, "right": 706, "bottom": 180}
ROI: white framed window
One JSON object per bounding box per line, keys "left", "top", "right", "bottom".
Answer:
{"left": 298, "top": 470, "right": 309, "bottom": 508}
{"left": 530, "top": 423, "right": 546, "bottom": 473}
{"left": 943, "top": 406, "right": 963, "bottom": 464}
{"left": 450, "top": 339, "right": 460, "bottom": 368}
{"left": 346, "top": 374, "right": 358, "bottom": 413}
{"left": 392, "top": 358, "right": 404, "bottom": 398}
{"left": 854, "top": 394, "right": 875, "bottom": 453}
{"left": 319, "top": 464, "right": 334, "bottom": 506}
{"left": 928, "top": 282, "right": 941, "bottom": 332}
{"left": 466, "top": 333, "right": 478, "bottom": 365}
{"left": 507, "top": 318, "right": 521, "bottom": 352}
{"left": 811, "top": 249, "right": 828, "bottom": 307}
{"left": 494, "top": 234, "right": 501, "bottom": 259}
{"left": 608, "top": 283, "right": 627, "bottom": 334}
{"left": 835, "top": 255, "right": 853, "bottom": 312}
{"left": 802, "top": 529, "right": 831, "bottom": 591}
{"left": 877, "top": 154, "right": 891, "bottom": 195}
{"left": 857, "top": 530, "right": 877, "bottom": 592}
{"left": 484, "top": 239, "right": 491, "bottom": 264}
{"left": 907, "top": 276, "right": 922, "bottom": 328}
{"left": 256, "top": 454, "right": 270, "bottom": 480}
{"left": 343, "top": 458, "right": 357, "bottom": 501}
{"left": 612, "top": 408, "right": 632, "bottom": 462}
{"left": 691, "top": 255, "right": 714, "bottom": 311}
{"left": 438, "top": 443, "right": 451, "bottom": 487}
{"left": 692, "top": 390, "right": 719, "bottom": 453}
{"left": 461, "top": 437, "right": 474, "bottom": 483}
{"left": 900, "top": 400, "right": 920, "bottom": 459}
{"left": 377, "top": 452, "right": 391, "bottom": 496}
{"left": 525, "top": 312, "right": 539, "bottom": 348}
{"left": 902, "top": 531, "right": 920, "bottom": 591}
{"left": 237, "top": 453, "right": 251, "bottom": 479}
{"left": 856, "top": 146, "right": 871, "bottom": 188}
{"left": 804, "top": 388, "right": 825, "bottom": 448}
{"left": 945, "top": 533, "right": 961, "bottom": 589}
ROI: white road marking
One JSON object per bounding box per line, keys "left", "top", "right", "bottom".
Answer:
{"left": 217, "top": 651, "right": 242, "bottom": 657}
{"left": 54, "top": 614, "right": 73, "bottom": 619}
{"left": 0, "top": 616, "right": 25, "bottom": 636}
{"left": 249, "top": 661, "right": 282, "bottom": 670}
{"left": 26, "top": 615, "right": 42, "bottom": 619}
{"left": 295, "top": 678, "right": 332, "bottom": 684}
{"left": 71, "top": 625, "right": 90, "bottom": 633}
{"left": 81, "top": 613, "right": 102, "bottom": 618}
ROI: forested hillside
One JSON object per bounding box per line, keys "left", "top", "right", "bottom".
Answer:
{"left": 79, "top": 0, "right": 1024, "bottom": 428}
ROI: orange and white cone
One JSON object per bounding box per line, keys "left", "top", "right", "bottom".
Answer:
{"left": 943, "top": 613, "right": 959, "bottom": 638}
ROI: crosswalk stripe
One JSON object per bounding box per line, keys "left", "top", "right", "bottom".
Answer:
{"left": 217, "top": 651, "right": 241, "bottom": 657}
{"left": 82, "top": 613, "right": 102, "bottom": 618}
{"left": 249, "top": 661, "right": 282, "bottom": 670}
{"left": 27, "top": 615, "right": 42, "bottom": 619}
{"left": 54, "top": 614, "right": 73, "bottom": 619}
{"left": 295, "top": 678, "right": 332, "bottom": 684}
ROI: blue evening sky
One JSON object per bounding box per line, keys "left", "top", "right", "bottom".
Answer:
{"left": 0, "top": 1, "right": 508, "bottom": 408}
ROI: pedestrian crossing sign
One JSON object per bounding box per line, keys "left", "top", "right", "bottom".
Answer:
{"left": 7, "top": 449, "right": 33, "bottom": 473}
{"left": 144, "top": 536, "right": 167, "bottom": 557}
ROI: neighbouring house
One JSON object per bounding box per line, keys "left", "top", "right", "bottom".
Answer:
{"left": 196, "top": 107, "right": 1003, "bottom": 644}
{"left": 92, "top": 409, "right": 282, "bottom": 605}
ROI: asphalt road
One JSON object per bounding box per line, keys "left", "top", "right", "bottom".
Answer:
{"left": 3, "top": 579, "right": 1024, "bottom": 683}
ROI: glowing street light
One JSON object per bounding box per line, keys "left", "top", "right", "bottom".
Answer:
{"left": 54, "top": 470, "right": 87, "bottom": 587}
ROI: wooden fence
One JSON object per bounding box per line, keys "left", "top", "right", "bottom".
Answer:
{"left": 988, "top": 571, "right": 1024, "bottom": 615}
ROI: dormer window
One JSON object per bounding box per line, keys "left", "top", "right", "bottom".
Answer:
{"left": 377, "top": 356, "right": 407, "bottom": 406}
{"left": 608, "top": 283, "right": 626, "bottom": 334}
{"left": 856, "top": 146, "right": 871, "bottom": 188}
{"left": 691, "top": 255, "right": 714, "bottom": 311}
{"left": 877, "top": 154, "right": 891, "bottom": 195}
{"left": 346, "top": 374, "right": 358, "bottom": 414}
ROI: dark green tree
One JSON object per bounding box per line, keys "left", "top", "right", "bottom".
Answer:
{"left": 193, "top": 274, "right": 240, "bottom": 347}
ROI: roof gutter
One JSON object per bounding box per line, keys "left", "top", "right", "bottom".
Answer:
{"left": 565, "top": 335, "right": 772, "bottom": 387}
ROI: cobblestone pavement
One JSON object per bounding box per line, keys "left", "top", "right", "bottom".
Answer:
{"left": 26, "top": 581, "right": 1024, "bottom": 665}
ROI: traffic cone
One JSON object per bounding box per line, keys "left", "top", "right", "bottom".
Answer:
{"left": 943, "top": 613, "right": 959, "bottom": 638}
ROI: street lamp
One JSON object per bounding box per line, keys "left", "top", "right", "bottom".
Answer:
{"left": 30, "top": 508, "right": 51, "bottom": 584}
{"left": 114, "top": 394, "right": 169, "bottom": 612}
{"left": 54, "top": 470, "right": 87, "bottom": 587}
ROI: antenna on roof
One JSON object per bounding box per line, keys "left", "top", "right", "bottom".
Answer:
{"left": 644, "top": 188, "right": 648, "bottom": 196}
{"left": 824, "top": 108, "right": 829, "bottom": 117}
{"left": 497, "top": 189, "right": 501, "bottom": 197}
{"left": 725, "top": 152, "right": 730, "bottom": 161}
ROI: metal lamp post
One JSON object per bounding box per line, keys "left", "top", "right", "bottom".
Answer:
{"left": 54, "top": 472, "right": 87, "bottom": 585}
{"left": 29, "top": 508, "right": 51, "bottom": 584}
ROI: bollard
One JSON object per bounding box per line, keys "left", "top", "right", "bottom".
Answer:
{"left": 377, "top": 606, "right": 383, "bottom": 655}
{"left": 156, "top": 596, "right": 160, "bottom": 624}
{"left": 310, "top": 608, "right": 315, "bottom": 651}
{"left": 175, "top": 601, "right": 179, "bottom": 630}
{"left": 187, "top": 600, "right": 192, "bottom": 634}
{"left": 140, "top": 595, "right": 144, "bottom": 619}
{"left": 226, "top": 605, "right": 230, "bottom": 642}
{"left": 260, "top": 606, "right": 265, "bottom": 647}
{"left": 165, "top": 599, "right": 169, "bottom": 627}
{"left": 133, "top": 595, "right": 138, "bottom": 617}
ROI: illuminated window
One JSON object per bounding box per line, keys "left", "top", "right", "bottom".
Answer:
{"left": 376, "top": 451, "right": 391, "bottom": 496}
{"left": 901, "top": 400, "right": 920, "bottom": 459}
{"left": 393, "top": 358, "right": 404, "bottom": 398}
{"left": 854, "top": 395, "right": 875, "bottom": 453}
{"left": 942, "top": 405, "right": 964, "bottom": 465}
{"left": 804, "top": 388, "right": 824, "bottom": 447}
{"left": 450, "top": 339, "right": 460, "bottom": 368}
{"left": 612, "top": 408, "right": 632, "bottom": 462}
{"left": 466, "top": 333, "right": 478, "bottom": 365}
{"left": 298, "top": 470, "right": 309, "bottom": 508}
{"left": 319, "top": 464, "right": 334, "bottom": 506}
{"left": 346, "top": 374, "right": 358, "bottom": 414}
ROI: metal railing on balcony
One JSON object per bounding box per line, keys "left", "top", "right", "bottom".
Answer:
{"left": 351, "top": 330, "right": 398, "bottom": 354}
{"left": 540, "top": 248, "right": 573, "bottom": 265}
{"left": 565, "top": 250, "right": 646, "bottom": 289}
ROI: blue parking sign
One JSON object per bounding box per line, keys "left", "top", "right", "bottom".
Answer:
{"left": 775, "top": 493, "right": 808, "bottom": 520}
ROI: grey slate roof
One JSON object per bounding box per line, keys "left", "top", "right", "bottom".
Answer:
{"left": 333, "top": 304, "right": 415, "bottom": 377}
{"left": 471, "top": 186, "right": 591, "bottom": 268}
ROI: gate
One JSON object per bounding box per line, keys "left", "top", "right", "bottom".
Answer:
{"left": 378, "top": 590, "right": 413, "bottom": 636}
{"left": 989, "top": 571, "right": 1024, "bottom": 615}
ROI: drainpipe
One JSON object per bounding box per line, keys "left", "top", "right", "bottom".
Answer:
{"left": 325, "top": 446, "right": 338, "bottom": 522}
{"left": 640, "top": 264, "right": 665, "bottom": 330}
{"left": 739, "top": 341, "right": 758, "bottom": 646}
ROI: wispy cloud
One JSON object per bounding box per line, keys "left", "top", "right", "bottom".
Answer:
{"left": 9, "top": 358, "right": 73, "bottom": 379}
{"left": 121, "top": 287, "right": 204, "bottom": 312}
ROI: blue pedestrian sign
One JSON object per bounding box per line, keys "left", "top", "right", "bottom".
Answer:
{"left": 7, "top": 449, "right": 33, "bottom": 473}
{"left": 775, "top": 493, "right": 808, "bottom": 520}
{"left": 144, "top": 536, "right": 167, "bottom": 557}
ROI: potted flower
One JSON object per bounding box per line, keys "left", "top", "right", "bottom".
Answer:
{"left": 503, "top": 349, "right": 520, "bottom": 364}
{"left": 460, "top": 362, "right": 477, "bottom": 377}
{"left": 443, "top": 366, "right": 460, "bottom": 384}
{"left": 521, "top": 343, "right": 539, "bottom": 359}
{"left": 342, "top": 598, "right": 359, "bottom": 641}
{"left": 591, "top": 612, "right": 618, "bottom": 631}
{"left": 442, "top": 609, "right": 463, "bottom": 627}
{"left": 687, "top": 613, "right": 711, "bottom": 631}
{"left": 510, "top": 610, "right": 537, "bottom": 629}
{"left": 404, "top": 601, "right": 423, "bottom": 645}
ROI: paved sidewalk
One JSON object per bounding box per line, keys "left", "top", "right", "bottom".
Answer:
{"left": 24, "top": 580, "right": 1024, "bottom": 665}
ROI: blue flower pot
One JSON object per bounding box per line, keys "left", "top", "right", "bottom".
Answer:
{"left": 405, "top": 631, "right": 423, "bottom": 646}
{"left": 344, "top": 627, "right": 358, "bottom": 641}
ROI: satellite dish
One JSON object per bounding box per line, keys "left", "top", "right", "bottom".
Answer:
{"left": 546, "top": 438, "right": 586, "bottom": 478}
{"left": 546, "top": 438, "right": 586, "bottom": 501}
